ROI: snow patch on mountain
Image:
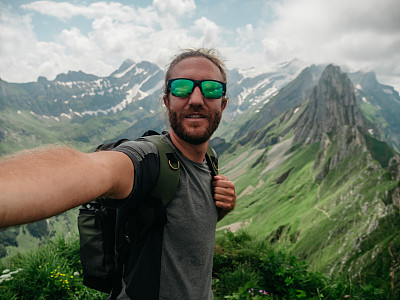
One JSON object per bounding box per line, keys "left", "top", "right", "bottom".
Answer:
{"left": 237, "top": 78, "right": 278, "bottom": 108}
{"left": 60, "top": 113, "right": 71, "bottom": 119}
{"left": 113, "top": 63, "right": 147, "bottom": 79}
{"left": 81, "top": 70, "right": 162, "bottom": 116}
{"left": 113, "top": 63, "right": 136, "bottom": 78}
{"left": 237, "top": 68, "right": 267, "bottom": 84}
{"left": 54, "top": 79, "right": 113, "bottom": 101}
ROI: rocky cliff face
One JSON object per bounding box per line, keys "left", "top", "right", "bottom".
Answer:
{"left": 234, "top": 65, "right": 323, "bottom": 142}
{"left": 287, "top": 65, "right": 368, "bottom": 179}
{"left": 293, "top": 64, "right": 364, "bottom": 144}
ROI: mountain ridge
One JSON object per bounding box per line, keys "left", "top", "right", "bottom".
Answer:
{"left": 293, "top": 64, "right": 364, "bottom": 144}
{"left": 217, "top": 64, "right": 400, "bottom": 294}
{"left": 2, "top": 60, "right": 400, "bottom": 295}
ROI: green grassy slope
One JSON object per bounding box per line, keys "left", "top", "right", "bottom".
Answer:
{"left": 217, "top": 114, "right": 400, "bottom": 292}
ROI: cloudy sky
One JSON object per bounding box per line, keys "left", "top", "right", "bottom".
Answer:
{"left": 1, "top": 0, "right": 399, "bottom": 91}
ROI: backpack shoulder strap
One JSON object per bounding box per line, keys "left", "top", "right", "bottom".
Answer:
{"left": 206, "top": 145, "right": 219, "bottom": 176}
{"left": 128, "top": 134, "right": 180, "bottom": 242}
{"left": 139, "top": 134, "right": 180, "bottom": 208}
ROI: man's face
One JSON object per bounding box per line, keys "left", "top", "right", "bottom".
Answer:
{"left": 164, "top": 57, "right": 227, "bottom": 145}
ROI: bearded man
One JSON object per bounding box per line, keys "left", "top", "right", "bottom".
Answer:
{"left": 0, "top": 48, "right": 237, "bottom": 299}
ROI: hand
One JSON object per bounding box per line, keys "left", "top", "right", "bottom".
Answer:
{"left": 213, "top": 174, "right": 237, "bottom": 220}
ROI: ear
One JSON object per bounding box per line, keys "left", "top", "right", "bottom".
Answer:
{"left": 221, "top": 98, "right": 227, "bottom": 112}
{"left": 163, "top": 95, "right": 170, "bottom": 110}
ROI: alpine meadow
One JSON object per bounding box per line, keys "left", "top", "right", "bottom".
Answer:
{"left": 1, "top": 58, "right": 400, "bottom": 298}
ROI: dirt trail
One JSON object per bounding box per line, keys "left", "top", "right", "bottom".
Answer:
{"left": 217, "top": 219, "right": 252, "bottom": 232}
{"left": 389, "top": 239, "right": 398, "bottom": 290}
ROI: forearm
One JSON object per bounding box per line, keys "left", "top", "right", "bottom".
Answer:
{"left": 0, "top": 146, "right": 133, "bottom": 227}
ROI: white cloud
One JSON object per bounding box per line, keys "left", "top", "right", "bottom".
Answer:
{"left": 153, "top": 0, "right": 196, "bottom": 29}
{"left": 237, "top": 24, "right": 254, "bottom": 44}
{"left": 0, "top": 1, "right": 194, "bottom": 81}
{"left": 22, "top": 1, "right": 84, "bottom": 21}
{"left": 192, "top": 17, "right": 220, "bottom": 45}
{"left": 153, "top": 0, "right": 196, "bottom": 17}
{"left": 0, "top": 7, "right": 67, "bottom": 82}
{"left": 259, "top": 0, "right": 400, "bottom": 75}
{"left": 22, "top": 1, "right": 139, "bottom": 22}
{"left": 1, "top": 0, "right": 400, "bottom": 92}
{"left": 0, "top": 0, "right": 225, "bottom": 83}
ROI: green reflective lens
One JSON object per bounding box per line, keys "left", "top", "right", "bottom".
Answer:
{"left": 201, "top": 81, "right": 224, "bottom": 99}
{"left": 168, "top": 78, "right": 225, "bottom": 99}
{"left": 170, "top": 79, "right": 194, "bottom": 97}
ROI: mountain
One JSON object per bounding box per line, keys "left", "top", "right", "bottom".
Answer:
{"left": 0, "top": 59, "right": 163, "bottom": 117}
{"left": 0, "top": 59, "right": 307, "bottom": 257}
{"left": 0, "top": 60, "right": 165, "bottom": 154}
{"left": 0, "top": 60, "right": 167, "bottom": 256}
{"left": 230, "top": 64, "right": 324, "bottom": 145}
{"left": 291, "top": 64, "right": 364, "bottom": 145}
{"left": 350, "top": 71, "right": 400, "bottom": 151}
{"left": 0, "top": 58, "right": 306, "bottom": 155}
{"left": 1, "top": 59, "right": 400, "bottom": 294}
{"left": 217, "top": 64, "right": 400, "bottom": 293}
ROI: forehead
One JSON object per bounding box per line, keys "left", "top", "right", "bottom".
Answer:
{"left": 169, "top": 57, "right": 224, "bottom": 82}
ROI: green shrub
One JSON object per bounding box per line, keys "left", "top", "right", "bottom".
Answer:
{"left": 213, "top": 230, "right": 387, "bottom": 300}
{"left": 0, "top": 235, "right": 105, "bottom": 299}
{"left": 0, "top": 231, "right": 390, "bottom": 299}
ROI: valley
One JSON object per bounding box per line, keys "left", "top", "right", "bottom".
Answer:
{"left": 1, "top": 59, "right": 400, "bottom": 295}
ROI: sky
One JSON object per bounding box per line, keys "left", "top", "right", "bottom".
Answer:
{"left": 0, "top": 0, "right": 399, "bottom": 91}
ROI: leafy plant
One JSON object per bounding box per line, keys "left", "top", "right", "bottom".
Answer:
{"left": 213, "top": 230, "right": 387, "bottom": 300}
{"left": 0, "top": 235, "right": 105, "bottom": 299}
{"left": 0, "top": 231, "right": 390, "bottom": 299}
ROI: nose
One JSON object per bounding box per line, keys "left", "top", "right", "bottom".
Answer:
{"left": 187, "top": 86, "right": 204, "bottom": 107}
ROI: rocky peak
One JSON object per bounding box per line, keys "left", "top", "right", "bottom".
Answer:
{"left": 233, "top": 64, "right": 323, "bottom": 143}
{"left": 293, "top": 64, "right": 364, "bottom": 144}
{"left": 54, "top": 70, "right": 99, "bottom": 82}
{"left": 120, "top": 59, "right": 135, "bottom": 70}
{"left": 360, "top": 71, "right": 379, "bottom": 90}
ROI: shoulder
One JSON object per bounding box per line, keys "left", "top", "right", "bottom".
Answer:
{"left": 113, "top": 139, "right": 158, "bottom": 158}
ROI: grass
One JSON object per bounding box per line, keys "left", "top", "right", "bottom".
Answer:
{"left": 0, "top": 232, "right": 389, "bottom": 299}
{"left": 216, "top": 126, "right": 400, "bottom": 296}
{"left": 0, "top": 105, "right": 149, "bottom": 156}
{"left": 213, "top": 230, "right": 387, "bottom": 299}
{"left": 4, "top": 209, "right": 79, "bottom": 258}
{"left": 0, "top": 235, "right": 105, "bottom": 299}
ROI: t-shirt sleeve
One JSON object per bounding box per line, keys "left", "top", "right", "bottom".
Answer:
{"left": 113, "top": 140, "right": 159, "bottom": 209}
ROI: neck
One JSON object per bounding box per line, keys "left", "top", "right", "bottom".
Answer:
{"left": 169, "top": 130, "right": 209, "bottom": 163}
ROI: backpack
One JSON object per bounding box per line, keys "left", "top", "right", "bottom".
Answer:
{"left": 77, "top": 131, "right": 218, "bottom": 297}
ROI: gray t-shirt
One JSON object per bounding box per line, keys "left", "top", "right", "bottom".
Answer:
{"left": 114, "top": 135, "right": 218, "bottom": 299}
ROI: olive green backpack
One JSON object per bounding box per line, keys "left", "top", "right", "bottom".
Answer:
{"left": 77, "top": 131, "right": 218, "bottom": 298}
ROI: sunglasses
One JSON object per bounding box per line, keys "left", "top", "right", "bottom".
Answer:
{"left": 167, "top": 78, "right": 226, "bottom": 99}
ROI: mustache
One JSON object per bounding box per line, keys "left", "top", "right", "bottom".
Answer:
{"left": 180, "top": 108, "right": 210, "bottom": 117}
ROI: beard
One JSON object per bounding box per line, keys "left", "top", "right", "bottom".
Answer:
{"left": 168, "top": 107, "right": 222, "bottom": 145}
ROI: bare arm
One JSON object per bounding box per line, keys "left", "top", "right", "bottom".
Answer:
{"left": 0, "top": 146, "right": 134, "bottom": 228}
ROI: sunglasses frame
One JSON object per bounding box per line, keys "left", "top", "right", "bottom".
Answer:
{"left": 167, "top": 78, "right": 226, "bottom": 99}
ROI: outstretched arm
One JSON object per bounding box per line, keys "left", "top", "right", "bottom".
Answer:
{"left": 213, "top": 174, "right": 237, "bottom": 221}
{"left": 0, "top": 146, "right": 134, "bottom": 228}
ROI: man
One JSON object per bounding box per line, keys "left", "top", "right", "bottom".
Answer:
{"left": 0, "top": 48, "right": 236, "bottom": 299}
